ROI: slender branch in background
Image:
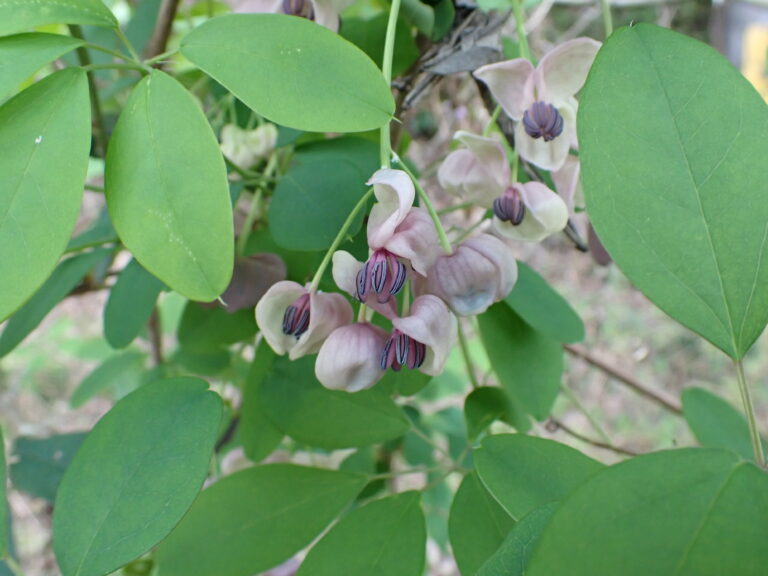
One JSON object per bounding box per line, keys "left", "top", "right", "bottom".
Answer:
{"left": 560, "top": 380, "right": 612, "bottom": 444}
{"left": 148, "top": 307, "right": 164, "bottom": 366}
{"left": 564, "top": 343, "right": 683, "bottom": 415}
{"left": 734, "top": 359, "right": 765, "bottom": 467}
{"left": 457, "top": 321, "right": 480, "bottom": 389}
{"left": 69, "top": 25, "right": 107, "bottom": 158}
{"left": 547, "top": 418, "right": 638, "bottom": 456}
{"left": 144, "top": 0, "right": 181, "bottom": 62}
{"left": 215, "top": 414, "right": 240, "bottom": 452}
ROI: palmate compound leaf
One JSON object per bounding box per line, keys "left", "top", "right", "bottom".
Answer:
{"left": 155, "top": 464, "right": 367, "bottom": 576}
{"left": 0, "top": 67, "right": 90, "bottom": 323}
{"left": 526, "top": 449, "right": 768, "bottom": 576}
{"left": 106, "top": 70, "right": 233, "bottom": 302}
{"left": 180, "top": 14, "right": 394, "bottom": 133}
{"left": 0, "top": 0, "right": 117, "bottom": 36}
{"left": 579, "top": 24, "right": 768, "bottom": 359}
{"left": 53, "top": 378, "right": 222, "bottom": 576}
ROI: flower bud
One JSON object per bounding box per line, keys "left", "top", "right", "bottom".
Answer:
{"left": 255, "top": 281, "right": 352, "bottom": 360}
{"left": 423, "top": 234, "right": 517, "bottom": 316}
{"left": 315, "top": 323, "right": 389, "bottom": 392}
{"left": 220, "top": 123, "right": 278, "bottom": 169}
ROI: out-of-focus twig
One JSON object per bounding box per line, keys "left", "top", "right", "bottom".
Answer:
{"left": 547, "top": 417, "right": 639, "bottom": 456}
{"left": 145, "top": 0, "right": 181, "bottom": 62}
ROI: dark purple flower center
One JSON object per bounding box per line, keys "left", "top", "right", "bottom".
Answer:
{"left": 380, "top": 330, "right": 426, "bottom": 372}
{"left": 522, "top": 102, "right": 564, "bottom": 142}
{"left": 355, "top": 249, "right": 408, "bottom": 304}
{"left": 493, "top": 186, "right": 526, "bottom": 225}
{"left": 282, "top": 0, "right": 315, "bottom": 19}
{"left": 282, "top": 293, "right": 311, "bottom": 339}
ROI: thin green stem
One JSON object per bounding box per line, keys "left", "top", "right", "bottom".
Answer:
{"left": 401, "top": 281, "right": 411, "bottom": 317}
{"left": 4, "top": 557, "right": 24, "bottom": 576}
{"left": 379, "top": 0, "right": 402, "bottom": 168}
{"left": 457, "top": 321, "right": 480, "bottom": 389}
{"left": 438, "top": 201, "right": 475, "bottom": 215}
{"left": 143, "top": 48, "right": 179, "bottom": 66}
{"left": 510, "top": 148, "right": 519, "bottom": 183}
{"left": 236, "top": 189, "right": 263, "bottom": 256}
{"left": 357, "top": 303, "right": 368, "bottom": 323}
{"left": 114, "top": 27, "right": 142, "bottom": 63}
{"left": 511, "top": 0, "right": 531, "bottom": 61}
{"left": 70, "top": 26, "right": 107, "bottom": 157}
{"left": 735, "top": 359, "right": 765, "bottom": 467}
{"left": 82, "top": 63, "right": 148, "bottom": 73}
{"left": 483, "top": 105, "right": 502, "bottom": 137}
{"left": 82, "top": 41, "right": 132, "bottom": 62}
{"left": 368, "top": 466, "right": 446, "bottom": 480}
{"left": 561, "top": 382, "right": 612, "bottom": 445}
{"left": 309, "top": 188, "right": 375, "bottom": 292}
{"left": 453, "top": 214, "right": 490, "bottom": 245}
{"left": 394, "top": 157, "right": 452, "bottom": 254}
{"left": 409, "top": 426, "right": 454, "bottom": 461}
{"left": 84, "top": 183, "right": 105, "bottom": 193}
{"left": 599, "top": 0, "right": 613, "bottom": 38}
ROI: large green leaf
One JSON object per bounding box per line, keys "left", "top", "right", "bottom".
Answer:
{"left": 53, "top": 378, "right": 222, "bottom": 576}
{"left": 527, "top": 449, "right": 768, "bottom": 575}
{"left": 478, "top": 502, "right": 558, "bottom": 576}
{"left": 0, "top": 248, "right": 111, "bottom": 357}
{"left": 298, "top": 491, "right": 426, "bottom": 576}
{"left": 103, "top": 258, "right": 164, "bottom": 349}
{"left": 10, "top": 433, "right": 86, "bottom": 502}
{"left": 180, "top": 14, "right": 394, "bottom": 133}
{"left": 70, "top": 350, "right": 147, "bottom": 408}
{"left": 682, "top": 387, "right": 758, "bottom": 461}
{"left": 474, "top": 434, "right": 603, "bottom": 520}
{"left": 239, "top": 345, "right": 283, "bottom": 462}
{"left": 505, "top": 263, "right": 584, "bottom": 343}
{"left": 0, "top": 0, "right": 117, "bottom": 36}
{"left": 106, "top": 70, "right": 233, "bottom": 301}
{"left": 0, "top": 33, "right": 83, "bottom": 100}
{"left": 464, "top": 386, "right": 531, "bottom": 441}
{"left": 0, "top": 68, "right": 90, "bottom": 322}
{"left": 259, "top": 355, "right": 410, "bottom": 449}
{"left": 477, "top": 303, "right": 563, "bottom": 420}
{"left": 449, "top": 472, "right": 515, "bottom": 576}
{"left": 0, "top": 427, "right": 7, "bottom": 559}
{"left": 579, "top": 24, "right": 768, "bottom": 358}
{"left": 340, "top": 15, "right": 419, "bottom": 78}
{"left": 155, "top": 464, "right": 366, "bottom": 576}
{"left": 269, "top": 137, "right": 378, "bottom": 251}
{"left": 177, "top": 301, "right": 257, "bottom": 352}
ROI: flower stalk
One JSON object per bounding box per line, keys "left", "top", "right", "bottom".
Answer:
{"left": 735, "top": 359, "right": 765, "bottom": 467}
{"left": 380, "top": 0, "right": 402, "bottom": 168}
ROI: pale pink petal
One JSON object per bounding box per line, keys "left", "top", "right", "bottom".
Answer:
{"left": 392, "top": 295, "right": 456, "bottom": 376}
{"left": 255, "top": 281, "right": 307, "bottom": 355}
{"left": 514, "top": 103, "right": 575, "bottom": 171}
{"left": 493, "top": 182, "right": 568, "bottom": 243}
{"left": 331, "top": 251, "right": 397, "bottom": 319}
{"left": 474, "top": 59, "right": 535, "bottom": 120}
{"left": 551, "top": 155, "right": 583, "bottom": 213}
{"left": 382, "top": 208, "right": 441, "bottom": 275}
{"left": 315, "top": 323, "right": 389, "bottom": 391}
{"left": 289, "top": 290, "right": 353, "bottom": 359}
{"left": 230, "top": 0, "right": 283, "bottom": 14}
{"left": 310, "top": 0, "right": 340, "bottom": 31}
{"left": 535, "top": 38, "right": 601, "bottom": 105}
{"left": 367, "top": 169, "right": 415, "bottom": 249}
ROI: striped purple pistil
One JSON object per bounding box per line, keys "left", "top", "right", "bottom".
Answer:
{"left": 355, "top": 249, "right": 407, "bottom": 304}
{"left": 493, "top": 187, "right": 525, "bottom": 225}
{"left": 380, "top": 330, "right": 426, "bottom": 372}
{"left": 522, "top": 101, "right": 564, "bottom": 142}
{"left": 282, "top": 293, "right": 311, "bottom": 339}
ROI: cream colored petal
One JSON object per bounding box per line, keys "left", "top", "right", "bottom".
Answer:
{"left": 474, "top": 59, "right": 535, "bottom": 120}
{"left": 462, "top": 234, "right": 518, "bottom": 302}
{"left": 315, "top": 323, "right": 389, "bottom": 391}
{"left": 535, "top": 38, "right": 601, "bottom": 105}
{"left": 367, "top": 169, "right": 415, "bottom": 249}
{"left": 310, "top": 0, "right": 340, "bottom": 30}
{"left": 493, "top": 182, "right": 568, "bottom": 243}
{"left": 255, "top": 280, "right": 307, "bottom": 355}
{"left": 514, "top": 104, "right": 575, "bottom": 171}
{"left": 392, "top": 295, "right": 456, "bottom": 376}
{"left": 289, "top": 291, "right": 353, "bottom": 359}
{"left": 230, "top": 0, "right": 283, "bottom": 14}
{"left": 551, "top": 155, "right": 583, "bottom": 213}
{"left": 383, "top": 208, "right": 441, "bottom": 275}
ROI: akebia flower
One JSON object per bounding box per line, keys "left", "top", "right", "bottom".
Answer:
{"left": 474, "top": 38, "right": 601, "bottom": 171}
{"left": 255, "top": 281, "right": 352, "bottom": 359}
{"left": 230, "top": 0, "right": 343, "bottom": 30}
{"left": 315, "top": 323, "right": 389, "bottom": 392}
{"left": 439, "top": 132, "right": 568, "bottom": 242}
{"left": 421, "top": 234, "right": 517, "bottom": 316}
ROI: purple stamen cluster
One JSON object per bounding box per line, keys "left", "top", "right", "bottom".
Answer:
{"left": 380, "top": 330, "right": 426, "bottom": 371}
{"left": 281, "top": 0, "right": 315, "bottom": 19}
{"left": 522, "top": 101, "right": 564, "bottom": 142}
{"left": 282, "top": 293, "right": 311, "bottom": 339}
{"left": 493, "top": 187, "right": 526, "bottom": 225}
{"left": 356, "top": 249, "right": 407, "bottom": 304}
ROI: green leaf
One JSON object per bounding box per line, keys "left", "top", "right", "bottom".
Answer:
{"left": 474, "top": 434, "right": 603, "bottom": 520}
{"left": 177, "top": 301, "right": 257, "bottom": 352}
{"left": 0, "top": 0, "right": 117, "bottom": 36}
{"left": 579, "top": 24, "right": 768, "bottom": 358}
{"left": 0, "top": 68, "right": 91, "bottom": 322}
{"left": 298, "top": 491, "right": 426, "bottom": 576}
{"left": 477, "top": 303, "right": 563, "bottom": 420}
{"left": 180, "top": 14, "right": 394, "bottom": 133}
{"left": 155, "top": 464, "right": 366, "bottom": 576}
{"left": 505, "top": 263, "right": 584, "bottom": 343}
{"left": 478, "top": 502, "right": 558, "bottom": 576}
{"left": 53, "top": 378, "right": 222, "bottom": 576}
{"left": 464, "top": 386, "right": 531, "bottom": 441}
{"left": 379, "top": 368, "right": 433, "bottom": 397}
{"left": 0, "top": 33, "right": 84, "bottom": 100}
{"left": 259, "top": 355, "right": 410, "bottom": 449}
{"left": 682, "top": 387, "right": 758, "bottom": 461}
{"left": 269, "top": 137, "right": 378, "bottom": 251}
{"left": 10, "top": 433, "right": 86, "bottom": 502}
{"left": 106, "top": 70, "right": 233, "bottom": 301}
{"left": 239, "top": 344, "right": 283, "bottom": 462}
{"left": 0, "top": 427, "right": 7, "bottom": 558}
{"left": 0, "top": 248, "right": 111, "bottom": 357}
{"left": 449, "top": 472, "right": 516, "bottom": 576}
{"left": 527, "top": 449, "right": 768, "bottom": 576}
{"left": 70, "top": 350, "right": 147, "bottom": 408}
{"left": 340, "top": 15, "right": 419, "bottom": 78}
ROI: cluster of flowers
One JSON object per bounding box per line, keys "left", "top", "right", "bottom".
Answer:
{"left": 253, "top": 38, "right": 599, "bottom": 392}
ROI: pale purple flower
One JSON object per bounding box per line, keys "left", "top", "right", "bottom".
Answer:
{"left": 255, "top": 280, "right": 352, "bottom": 359}
{"left": 474, "top": 38, "right": 601, "bottom": 171}
{"left": 551, "top": 155, "right": 583, "bottom": 213}
{"left": 230, "top": 0, "right": 342, "bottom": 31}
{"left": 315, "top": 323, "right": 389, "bottom": 392}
